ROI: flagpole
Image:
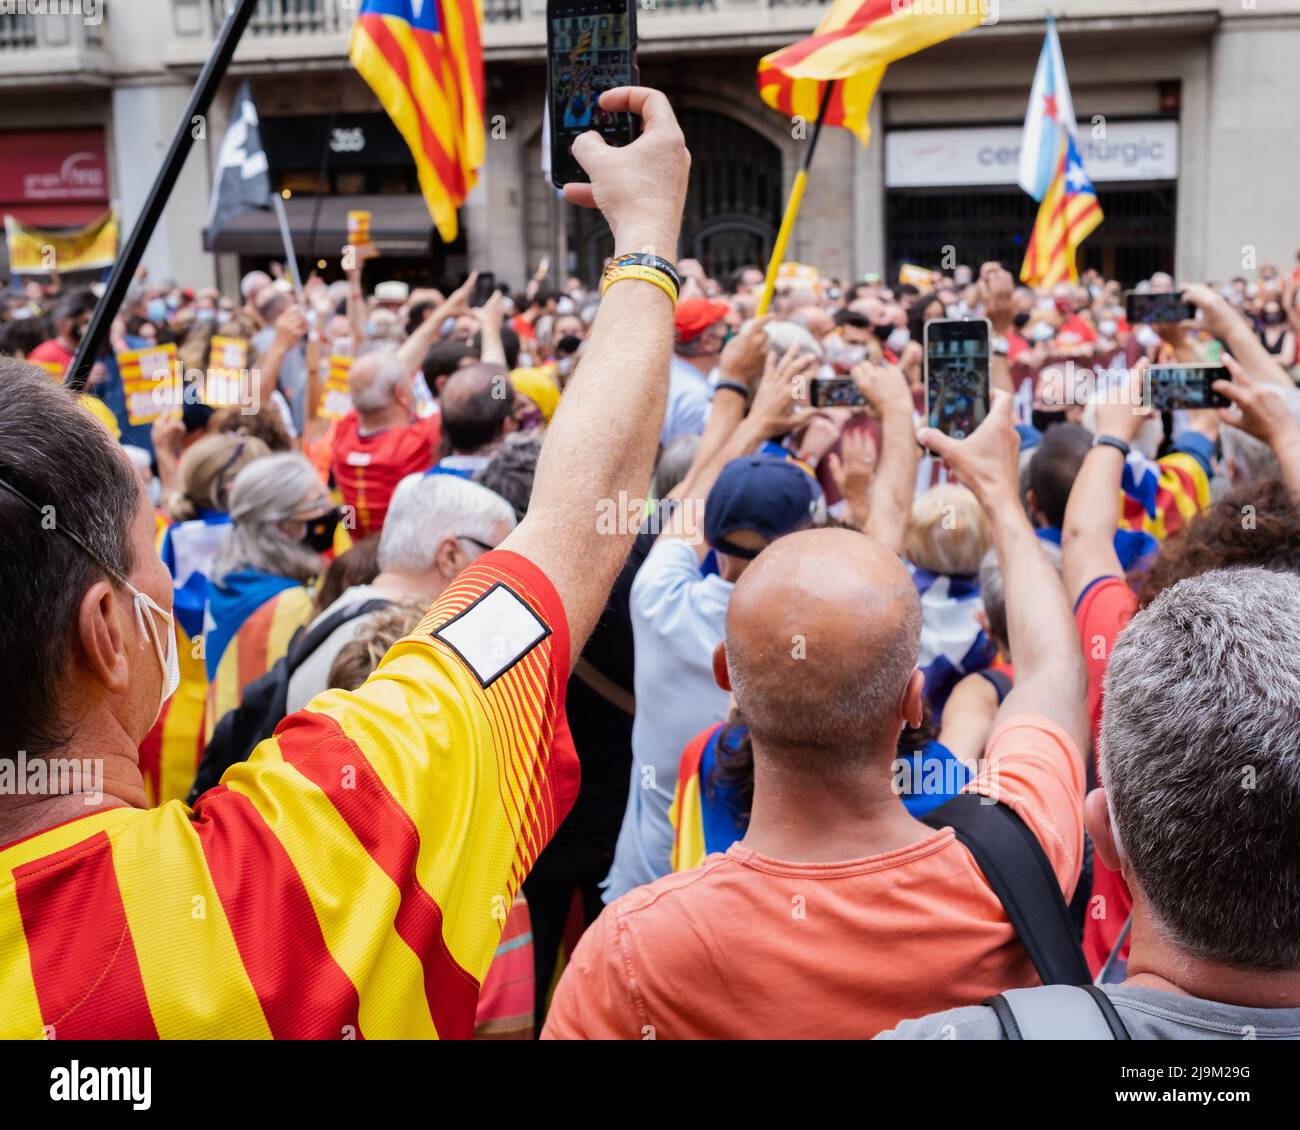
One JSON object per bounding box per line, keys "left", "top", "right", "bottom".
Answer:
{"left": 272, "top": 192, "right": 306, "bottom": 304}
{"left": 756, "top": 79, "right": 837, "bottom": 317}
{"left": 67, "top": 0, "right": 262, "bottom": 392}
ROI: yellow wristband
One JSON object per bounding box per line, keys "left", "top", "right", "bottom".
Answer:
{"left": 600, "top": 264, "right": 678, "bottom": 306}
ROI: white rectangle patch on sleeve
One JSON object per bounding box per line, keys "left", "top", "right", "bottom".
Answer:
{"left": 433, "top": 583, "right": 551, "bottom": 688}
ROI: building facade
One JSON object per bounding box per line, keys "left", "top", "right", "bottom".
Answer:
{"left": 1, "top": 0, "right": 1297, "bottom": 291}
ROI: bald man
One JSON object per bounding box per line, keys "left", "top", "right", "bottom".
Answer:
{"left": 543, "top": 393, "right": 1090, "bottom": 1039}
{"left": 430, "top": 362, "right": 518, "bottom": 479}
{"left": 330, "top": 344, "right": 441, "bottom": 538}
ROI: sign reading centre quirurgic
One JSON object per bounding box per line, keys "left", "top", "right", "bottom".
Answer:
{"left": 884, "top": 121, "right": 1179, "bottom": 188}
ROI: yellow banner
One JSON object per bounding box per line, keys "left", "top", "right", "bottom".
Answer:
{"left": 118, "top": 343, "right": 180, "bottom": 425}
{"left": 4, "top": 210, "right": 118, "bottom": 275}
{"left": 321, "top": 354, "right": 353, "bottom": 420}
{"left": 207, "top": 335, "right": 249, "bottom": 407}
{"left": 898, "top": 263, "right": 934, "bottom": 288}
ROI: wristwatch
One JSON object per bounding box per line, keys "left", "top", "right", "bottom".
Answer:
{"left": 1093, "top": 434, "right": 1131, "bottom": 457}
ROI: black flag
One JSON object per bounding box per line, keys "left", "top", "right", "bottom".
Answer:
{"left": 204, "top": 81, "right": 272, "bottom": 249}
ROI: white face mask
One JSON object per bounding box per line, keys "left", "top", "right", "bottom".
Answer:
{"left": 886, "top": 327, "right": 911, "bottom": 354}
{"left": 130, "top": 585, "right": 180, "bottom": 719}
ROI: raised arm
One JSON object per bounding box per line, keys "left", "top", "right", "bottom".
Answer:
{"left": 1182, "top": 283, "right": 1292, "bottom": 386}
{"left": 394, "top": 274, "right": 477, "bottom": 379}
{"left": 1060, "top": 365, "right": 1150, "bottom": 605}
{"left": 917, "top": 392, "right": 1089, "bottom": 760}
{"left": 500, "top": 87, "right": 690, "bottom": 658}
{"left": 850, "top": 360, "right": 917, "bottom": 554}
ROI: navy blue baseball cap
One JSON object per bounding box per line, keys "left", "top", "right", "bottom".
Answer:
{"left": 704, "top": 454, "right": 818, "bottom": 560}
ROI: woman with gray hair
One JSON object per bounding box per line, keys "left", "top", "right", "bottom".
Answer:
{"left": 204, "top": 453, "right": 338, "bottom": 739}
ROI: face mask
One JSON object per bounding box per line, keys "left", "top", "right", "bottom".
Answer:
{"left": 130, "top": 585, "right": 180, "bottom": 718}
{"left": 827, "top": 338, "right": 867, "bottom": 369}
{"left": 1264, "top": 311, "right": 1285, "bottom": 325}
{"left": 556, "top": 334, "right": 582, "bottom": 355}
{"left": 68, "top": 322, "right": 86, "bottom": 343}
{"left": 1098, "top": 319, "right": 1118, "bottom": 337}
{"left": 1031, "top": 322, "right": 1056, "bottom": 343}
{"left": 147, "top": 299, "right": 167, "bottom": 322}
{"left": 516, "top": 407, "right": 543, "bottom": 432}
{"left": 1012, "top": 311, "right": 1031, "bottom": 330}
{"left": 166, "top": 296, "right": 181, "bottom": 311}
{"left": 300, "top": 508, "right": 341, "bottom": 553}
{"left": 886, "top": 327, "right": 911, "bottom": 354}
{"left": 440, "top": 317, "right": 457, "bottom": 336}
{"left": 1135, "top": 325, "right": 1161, "bottom": 349}
{"left": 870, "top": 321, "right": 894, "bottom": 341}
{"left": 196, "top": 308, "right": 217, "bottom": 323}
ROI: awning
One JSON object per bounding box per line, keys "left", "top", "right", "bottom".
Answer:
{"left": 205, "top": 194, "right": 435, "bottom": 257}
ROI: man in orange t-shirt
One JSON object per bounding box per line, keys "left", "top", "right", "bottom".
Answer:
{"left": 544, "top": 392, "right": 1091, "bottom": 1039}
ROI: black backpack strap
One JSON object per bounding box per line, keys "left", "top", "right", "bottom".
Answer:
{"left": 984, "top": 985, "right": 1131, "bottom": 1040}
{"left": 285, "top": 598, "right": 393, "bottom": 673}
{"left": 922, "top": 792, "right": 1092, "bottom": 986}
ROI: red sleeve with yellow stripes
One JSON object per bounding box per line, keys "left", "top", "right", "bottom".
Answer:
{"left": 0, "top": 551, "right": 578, "bottom": 1041}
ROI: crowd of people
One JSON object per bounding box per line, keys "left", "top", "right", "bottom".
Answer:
{"left": 1, "top": 85, "right": 1299, "bottom": 1042}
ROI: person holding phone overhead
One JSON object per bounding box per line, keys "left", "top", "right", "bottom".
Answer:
{"left": 0, "top": 87, "right": 690, "bottom": 1040}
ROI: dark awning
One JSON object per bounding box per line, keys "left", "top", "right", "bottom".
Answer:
{"left": 205, "top": 194, "right": 433, "bottom": 257}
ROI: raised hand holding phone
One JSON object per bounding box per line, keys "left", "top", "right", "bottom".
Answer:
{"left": 561, "top": 86, "right": 689, "bottom": 259}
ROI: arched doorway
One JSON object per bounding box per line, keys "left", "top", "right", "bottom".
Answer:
{"left": 559, "top": 108, "right": 784, "bottom": 284}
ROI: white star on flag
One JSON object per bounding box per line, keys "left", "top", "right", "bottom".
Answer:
{"left": 1065, "top": 161, "right": 1089, "bottom": 192}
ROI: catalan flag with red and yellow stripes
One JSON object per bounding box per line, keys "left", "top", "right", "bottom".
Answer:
{"left": 350, "top": 0, "right": 485, "bottom": 243}
{"left": 1020, "top": 131, "right": 1103, "bottom": 287}
{"left": 758, "top": 0, "right": 985, "bottom": 143}
{"left": 0, "top": 551, "right": 578, "bottom": 1038}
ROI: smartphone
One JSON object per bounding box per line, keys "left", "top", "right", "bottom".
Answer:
{"left": 1147, "top": 363, "right": 1231, "bottom": 412}
{"left": 923, "top": 318, "right": 991, "bottom": 440}
{"left": 547, "top": 0, "right": 638, "bottom": 188}
{"left": 472, "top": 271, "right": 497, "bottom": 307}
{"left": 1125, "top": 289, "right": 1196, "bottom": 325}
{"left": 810, "top": 378, "right": 867, "bottom": 409}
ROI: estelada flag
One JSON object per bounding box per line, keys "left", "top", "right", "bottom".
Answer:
{"left": 321, "top": 354, "right": 355, "bottom": 420}
{"left": 1019, "top": 132, "right": 1103, "bottom": 288}
{"left": 758, "top": 0, "right": 987, "bottom": 144}
{"left": 350, "top": 0, "right": 485, "bottom": 244}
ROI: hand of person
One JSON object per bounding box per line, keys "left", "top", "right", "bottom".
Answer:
{"left": 915, "top": 389, "right": 1019, "bottom": 508}
{"left": 796, "top": 410, "right": 845, "bottom": 466}
{"left": 1215, "top": 354, "right": 1300, "bottom": 449}
{"left": 976, "top": 261, "right": 1015, "bottom": 335}
{"left": 440, "top": 272, "right": 479, "bottom": 319}
{"left": 1093, "top": 359, "right": 1153, "bottom": 444}
{"left": 150, "top": 410, "right": 185, "bottom": 462}
{"left": 472, "top": 288, "right": 504, "bottom": 332}
{"left": 900, "top": 339, "right": 923, "bottom": 389}
{"left": 718, "top": 315, "right": 771, "bottom": 388}
{"left": 746, "top": 345, "right": 815, "bottom": 439}
{"left": 825, "top": 425, "right": 877, "bottom": 500}
{"left": 1181, "top": 282, "right": 1238, "bottom": 341}
{"left": 273, "top": 305, "right": 309, "bottom": 346}
{"left": 850, "top": 359, "right": 913, "bottom": 419}
{"left": 563, "top": 87, "right": 689, "bottom": 258}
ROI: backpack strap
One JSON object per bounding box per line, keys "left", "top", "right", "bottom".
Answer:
{"left": 922, "top": 792, "right": 1092, "bottom": 986}
{"left": 285, "top": 598, "right": 393, "bottom": 673}
{"left": 985, "top": 985, "right": 1131, "bottom": 1040}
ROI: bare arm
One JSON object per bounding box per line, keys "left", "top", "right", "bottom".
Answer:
{"left": 918, "top": 392, "right": 1089, "bottom": 761}
{"left": 1183, "top": 283, "right": 1291, "bottom": 386}
{"left": 472, "top": 289, "right": 507, "bottom": 368}
{"left": 394, "top": 274, "right": 477, "bottom": 379}
{"left": 851, "top": 360, "right": 917, "bottom": 554}
{"left": 1060, "top": 364, "right": 1150, "bottom": 605}
{"left": 500, "top": 88, "right": 690, "bottom": 659}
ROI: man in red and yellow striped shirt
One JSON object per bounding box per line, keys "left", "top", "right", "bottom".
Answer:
{"left": 0, "top": 86, "right": 689, "bottom": 1040}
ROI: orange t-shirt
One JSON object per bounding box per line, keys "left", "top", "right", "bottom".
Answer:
{"left": 542, "top": 715, "right": 1084, "bottom": 1039}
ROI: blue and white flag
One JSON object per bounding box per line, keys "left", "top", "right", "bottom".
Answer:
{"left": 1018, "top": 17, "right": 1078, "bottom": 202}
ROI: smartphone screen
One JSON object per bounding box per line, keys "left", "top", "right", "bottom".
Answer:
{"left": 1148, "top": 364, "right": 1231, "bottom": 411}
{"left": 810, "top": 378, "right": 867, "bottom": 409}
{"left": 924, "top": 318, "right": 991, "bottom": 439}
{"left": 547, "top": 0, "right": 638, "bottom": 187}
{"left": 472, "top": 271, "right": 497, "bottom": 307}
{"left": 1125, "top": 290, "right": 1196, "bottom": 325}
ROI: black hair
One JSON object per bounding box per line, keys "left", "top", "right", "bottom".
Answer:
{"left": 0, "top": 358, "right": 139, "bottom": 756}
{"left": 1026, "top": 423, "right": 1094, "bottom": 528}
